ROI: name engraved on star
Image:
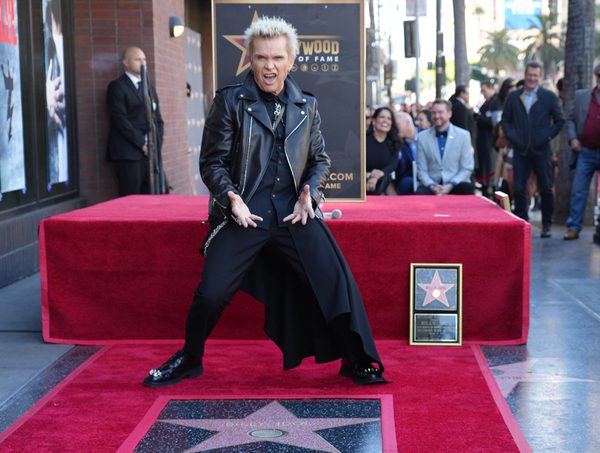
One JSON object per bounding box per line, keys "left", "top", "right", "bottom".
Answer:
{"left": 275, "top": 421, "right": 311, "bottom": 426}
{"left": 225, "top": 421, "right": 265, "bottom": 427}
{"left": 225, "top": 420, "right": 311, "bottom": 427}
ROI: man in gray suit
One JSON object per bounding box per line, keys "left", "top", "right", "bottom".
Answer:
{"left": 563, "top": 63, "right": 600, "bottom": 241}
{"left": 416, "top": 99, "right": 475, "bottom": 195}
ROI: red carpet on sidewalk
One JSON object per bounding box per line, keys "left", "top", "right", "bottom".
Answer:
{"left": 40, "top": 195, "right": 530, "bottom": 345}
{"left": 0, "top": 341, "right": 531, "bottom": 452}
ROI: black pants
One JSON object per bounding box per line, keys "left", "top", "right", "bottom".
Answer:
{"left": 513, "top": 149, "right": 554, "bottom": 225}
{"left": 184, "top": 218, "right": 366, "bottom": 364}
{"left": 115, "top": 159, "right": 149, "bottom": 196}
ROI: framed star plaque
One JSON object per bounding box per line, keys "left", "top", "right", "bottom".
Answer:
{"left": 409, "top": 263, "right": 462, "bottom": 346}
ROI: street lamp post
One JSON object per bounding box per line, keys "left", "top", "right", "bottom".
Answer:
{"left": 435, "top": 0, "right": 445, "bottom": 98}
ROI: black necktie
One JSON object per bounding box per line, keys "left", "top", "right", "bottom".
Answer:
{"left": 436, "top": 130, "right": 447, "bottom": 138}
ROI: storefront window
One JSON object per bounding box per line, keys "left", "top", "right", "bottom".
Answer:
{"left": 0, "top": 0, "right": 76, "bottom": 215}
{"left": 43, "top": 0, "right": 69, "bottom": 189}
{"left": 0, "top": 0, "right": 26, "bottom": 199}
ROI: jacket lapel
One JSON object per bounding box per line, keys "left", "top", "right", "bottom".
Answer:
{"left": 247, "top": 100, "right": 272, "bottom": 131}
{"left": 122, "top": 74, "right": 142, "bottom": 100}
{"left": 239, "top": 73, "right": 308, "bottom": 134}
{"left": 283, "top": 76, "right": 308, "bottom": 139}
{"left": 531, "top": 92, "right": 539, "bottom": 109}
{"left": 426, "top": 128, "right": 442, "bottom": 164}
{"left": 239, "top": 74, "right": 272, "bottom": 131}
{"left": 519, "top": 89, "right": 527, "bottom": 110}
{"left": 519, "top": 87, "right": 539, "bottom": 112}
{"left": 443, "top": 125, "right": 458, "bottom": 163}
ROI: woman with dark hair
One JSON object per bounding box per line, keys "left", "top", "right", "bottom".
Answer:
{"left": 497, "top": 77, "right": 516, "bottom": 105}
{"left": 366, "top": 106, "right": 401, "bottom": 195}
{"left": 416, "top": 108, "right": 432, "bottom": 131}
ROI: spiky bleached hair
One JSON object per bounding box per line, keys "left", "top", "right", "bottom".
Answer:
{"left": 244, "top": 16, "right": 298, "bottom": 58}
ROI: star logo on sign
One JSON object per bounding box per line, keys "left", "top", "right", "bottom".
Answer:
{"left": 222, "top": 12, "right": 259, "bottom": 76}
{"left": 222, "top": 11, "right": 340, "bottom": 77}
{"left": 418, "top": 271, "right": 455, "bottom": 307}
{"left": 161, "top": 400, "right": 379, "bottom": 452}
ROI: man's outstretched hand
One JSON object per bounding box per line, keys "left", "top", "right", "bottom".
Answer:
{"left": 283, "top": 185, "right": 315, "bottom": 225}
{"left": 228, "top": 191, "right": 263, "bottom": 228}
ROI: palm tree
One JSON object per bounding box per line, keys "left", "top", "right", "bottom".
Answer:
{"left": 453, "top": 0, "right": 469, "bottom": 85}
{"left": 477, "top": 29, "right": 521, "bottom": 75}
{"left": 554, "top": 0, "right": 596, "bottom": 223}
{"left": 524, "top": 12, "right": 563, "bottom": 77}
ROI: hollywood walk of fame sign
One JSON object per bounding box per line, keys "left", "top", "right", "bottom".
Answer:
{"left": 119, "top": 396, "right": 397, "bottom": 452}
{"left": 213, "top": 0, "right": 366, "bottom": 201}
{"left": 409, "top": 263, "right": 462, "bottom": 345}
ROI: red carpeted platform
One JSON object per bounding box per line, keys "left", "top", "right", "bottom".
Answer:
{"left": 0, "top": 342, "right": 531, "bottom": 452}
{"left": 39, "top": 195, "right": 530, "bottom": 344}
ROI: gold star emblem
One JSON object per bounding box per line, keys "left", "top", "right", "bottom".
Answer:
{"left": 222, "top": 11, "right": 341, "bottom": 77}
{"left": 222, "top": 12, "right": 260, "bottom": 76}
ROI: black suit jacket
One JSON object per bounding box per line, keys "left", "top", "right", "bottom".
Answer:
{"left": 501, "top": 86, "right": 564, "bottom": 156}
{"left": 106, "top": 74, "right": 164, "bottom": 161}
{"left": 450, "top": 96, "right": 475, "bottom": 138}
{"left": 476, "top": 94, "right": 501, "bottom": 154}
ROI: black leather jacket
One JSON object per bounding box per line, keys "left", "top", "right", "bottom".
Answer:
{"left": 200, "top": 73, "right": 330, "bottom": 223}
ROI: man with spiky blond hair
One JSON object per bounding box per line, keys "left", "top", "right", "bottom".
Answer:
{"left": 144, "top": 17, "right": 386, "bottom": 387}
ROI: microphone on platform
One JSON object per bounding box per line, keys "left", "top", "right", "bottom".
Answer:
{"left": 323, "top": 209, "right": 343, "bottom": 219}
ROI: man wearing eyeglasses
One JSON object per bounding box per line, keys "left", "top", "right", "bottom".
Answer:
{"left": 563, "top": 63, "right": 600, "bottom": 241}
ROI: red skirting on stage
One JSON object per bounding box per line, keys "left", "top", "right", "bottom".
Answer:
{"left": 39, "top": 195, "right": 530, "bottom": 344}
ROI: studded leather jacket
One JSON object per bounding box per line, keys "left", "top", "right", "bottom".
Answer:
{"left": 200, "top": 73, "right": 330, "bottom": 224}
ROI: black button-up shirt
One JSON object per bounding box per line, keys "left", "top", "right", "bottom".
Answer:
{"left": 247, "top": 89, "right": 297, "bottom": 229}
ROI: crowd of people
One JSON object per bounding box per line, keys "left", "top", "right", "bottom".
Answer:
{"left": 106, "top": 36, "right": 598, "bottom": 244}
{"left": 366, "top": 60, "right": 600, "bottom": 240}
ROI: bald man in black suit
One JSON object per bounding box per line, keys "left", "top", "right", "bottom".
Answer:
{"left": 107, "top": 47, "right": 163, "bottom": 196}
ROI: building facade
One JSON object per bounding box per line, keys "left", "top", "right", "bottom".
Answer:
{"left": 0, "top": 0, "right": 212, "bottom": 287}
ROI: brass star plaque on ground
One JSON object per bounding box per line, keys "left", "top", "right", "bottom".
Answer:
{"left": 122, "top": 396, "right": 396, "bottom": 452}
